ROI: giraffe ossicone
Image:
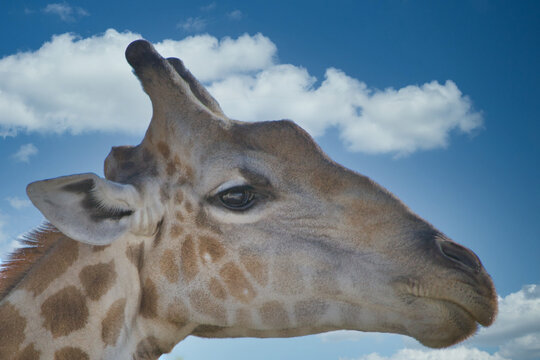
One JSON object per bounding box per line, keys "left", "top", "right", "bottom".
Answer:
{"left": 0, "top": 39, "right": 497, "bottom": 359}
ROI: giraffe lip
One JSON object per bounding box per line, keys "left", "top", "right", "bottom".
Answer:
{"left": 395, "top": 276, "right": 497, "bottom": 327}
{"left": 411, "top": 293, "right": 496, "bottom": 328}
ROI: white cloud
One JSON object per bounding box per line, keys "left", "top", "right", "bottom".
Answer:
{"left": 11, "top": 143, "right": 38, "bottom": 163}
{"left": 177, "top": 17, "right": 207, "bottom": 32}
{"left": 346, "top": 346, "right": 509, "bottom": 360}
{"left": 43, "top": 3, "right": 89, "bottom": 22}
{"left": 0, "top": 29, "right": 483, "bottom": 155}
{"left": 201, "top": 2, "right": 217, "bottom": 11}
{"left": 227, "top": 10, "right": 243, "bottom": 20}
{"left": 209, "top": 67, "right": 482, "bottom": 155}
{"left": 157, "top": 33, "right": 276, "bottom": 82}
{"left": 6, "top": 197, "right": 32, "bottom": 210}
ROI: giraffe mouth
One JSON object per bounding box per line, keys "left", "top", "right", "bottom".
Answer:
{"left": 417, "top": 295, "right": 496, "bottom": 348}
{"left": 396, "top": 275, "right": 497, "bottom": 325}
{"left": 394, "top": 277, "right": 498, "bottom": 347}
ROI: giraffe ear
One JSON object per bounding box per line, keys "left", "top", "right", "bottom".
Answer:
{"left": 26, "top": 173, "right": 142, "bottom": 246}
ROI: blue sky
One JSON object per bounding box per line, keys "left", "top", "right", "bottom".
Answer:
{"left": 0, "top": 1, "right": 539, "bottom": 359}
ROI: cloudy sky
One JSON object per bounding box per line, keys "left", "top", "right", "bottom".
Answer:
{"left": 0, "top": 1, "right": 538, "bottom": 359}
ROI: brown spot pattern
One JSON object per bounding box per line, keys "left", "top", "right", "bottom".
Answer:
{"left": 240, "top": 254, "right": 268, "bottom": 286}
{"left": 160, "top": 187, "right": 170, "bottom": 202}
{"left": 184, "top": 200, "right": 193, "bottom": 213}
{"left": 220, "top": 262, "right": 256, "bottom": 303}
{"left": 198, "top": 236, "right": 225, "bottom": 264}
{"left": 15, "top": 344, "right": 40, "bottom": 360}
{"left": 294, "top": 300, "right": 329, "bottom": 326}
{"left": 0, "top": 302, "right": 26, "bottom": 358}
{"left": 175, "top": 190, "right": 184, "bottom": 204}
{"left": 23, "top": 237, "right": 79, "bottom": 296}
{"left": 140, "top": 278, "right": 158, "bottom": 318}
{"left": 189, "top": 289, "right": 226, "bottom": 323}
{"left": 195, "top": 208, "right": 217, "bottom": 232}
{"left": 54, "top": 347, "right": 89, "bottom": 360}
{"left": 157, "top": 141, "right": 170, "bottom": 159}
{"left": 166, "top": 161, "right": 177, "bottom": 176}
{"left": 184, "top": 164, "right": 194, "bottom": 182}
{"left": 181, "top": 236, "right": 198, "bottom": 282}
{"left": 160, "top": 249, "right": 179, "bottom": 283}
{"left": 92, "top": 245, "right": 110, "bottom": 252}
{"left": 259, "top": 301, "right": 290, "bottom": 328}
{"left": 101, "top": 298, "right": 126, "bottom": 346}
{"left": 235, "top": 308, "right": 252, "bottom": 327}
{"left": 208, "top": 277, "right": 227, "bottom": 300}
{"left": 169, "top": 224, "right": 183, "bottom": 238}
{"left": 175, "top": 210, "right": 184, "bottom": 222}
{"left": 41, "top": 286, "right": 89, "bottom": 338}
{"left": 134, "top": 336, "right": 162, "bottom": 360}
{"left": 79, "top": 261, "right": 116, "bottom": 301}
{"left": 167, "top": 298, "right": 189, "bottom": 328}
{"left": 126, "top": 242, "right": 145, "bottom": 271}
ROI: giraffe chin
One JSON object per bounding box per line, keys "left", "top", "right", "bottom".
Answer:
{"left": 406, "top": 298, "right": 485, "bottom": 348}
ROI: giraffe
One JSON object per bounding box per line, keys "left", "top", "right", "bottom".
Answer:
{"left": 0, "top": 40, "right": 497, "bottom": 360}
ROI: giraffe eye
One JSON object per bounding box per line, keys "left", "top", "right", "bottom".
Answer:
{"left": 218, "top": 186, "right": 256, "bottom": 211}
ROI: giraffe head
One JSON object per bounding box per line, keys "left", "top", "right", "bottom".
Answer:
{"left": 27, "top": 40, "right": 497, "bottom": 349}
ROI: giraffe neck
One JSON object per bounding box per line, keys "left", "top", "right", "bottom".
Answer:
{"left": 0, "top": 230, "right": 192, "bottom": 359}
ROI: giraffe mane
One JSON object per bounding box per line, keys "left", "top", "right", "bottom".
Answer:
{"left": 0, "top": 223, "right": 63, "bottom": 300}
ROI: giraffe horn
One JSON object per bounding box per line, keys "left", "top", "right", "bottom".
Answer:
{"left": 166, "top": 57, "right": 226, "bottom": 118}
{"left": 125, "top": 39, "right": 221, "bottom": 120}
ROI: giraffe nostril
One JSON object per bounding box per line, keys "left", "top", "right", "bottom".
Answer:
{"left": 438, "top": 239, "right": 482, "bottom": 272}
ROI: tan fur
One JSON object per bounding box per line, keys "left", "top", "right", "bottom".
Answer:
{"left": 54, "top": 347, "right": 89, "bottom": 360}
{"left": 208, "top": 277, "right": 227, "bottom": 300}
{"left": 140, "top": 279, "right": 158, "bottom": 318}
{"left": 15, "top": 344, "right": 40, "bottom": 360}
{"left": 259, "top": 301, "right": 290, "bottom": 328}
{"left": 101, "top": 298, "right": 126, "bottom": 346}
{"left": 219, "top": 262, "right": 256, "bottom": 303}
{"left": 188, "top": 289, "right": 227, "bottom": 323}
{"left": 160, "top": 249, "right": 180, "bottom": 283}
{"left": 198, "top": 235, "right": 225, "bottom": 264}
{"left": 180, "top": 235, "right": 198, "bottom": 282}
{"left": 0, "top": 302, "right": 26, "bottom": 358}
{"left": 41, "top": 286, "right": 89, "bottom": 338}
{"left": 240, "top": 253, "right": 269, "bottom": 286}
{"left": 166, "top": 298, "right": 190, "bottom": 327}
{"left": 79, "top": 261, "right": 116, "bottom": 301}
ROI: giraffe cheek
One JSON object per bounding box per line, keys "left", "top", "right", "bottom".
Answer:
{"left": 180, "top": 235, "right": 198, "bottom": 283}
{"left": 160, "top": 249, "right": 180, "bottom": 284}
{"left": 220, "top": 262, "right": 257, "bottom": 303}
